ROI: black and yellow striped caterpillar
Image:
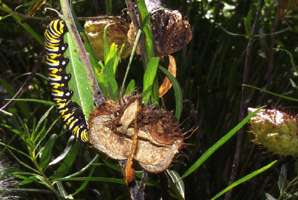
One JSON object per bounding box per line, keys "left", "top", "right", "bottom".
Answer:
{"left": 44, "top": 19, "right": 89, "bottom": 142}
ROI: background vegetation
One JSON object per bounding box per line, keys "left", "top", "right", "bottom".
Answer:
{"left": 1, "top": 0, "right": 298, "bottom": 199}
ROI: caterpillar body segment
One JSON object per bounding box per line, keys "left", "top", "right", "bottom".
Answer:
{"left": 44, "top": 19, "right": 89, "bottom": 142}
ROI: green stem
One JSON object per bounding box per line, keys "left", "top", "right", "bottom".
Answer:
{"left": 120, "top": 29, "right": 142, "bottom": 97}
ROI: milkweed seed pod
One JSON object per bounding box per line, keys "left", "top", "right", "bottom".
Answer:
{"left": 88, "top": 96, "right": 184, "bottom": 173}
{"left": 127, "top": 7, "right": 192, "bottom": 57}
{"left": 84, "top": 17, "right": 132, "bottom": 59}
{"left": 249, "top": 108, "right": 298, "bottom": 156}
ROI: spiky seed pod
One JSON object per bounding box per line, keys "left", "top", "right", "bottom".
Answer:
{"left": 249, "top": 108, "right": 298, "bottom": 156}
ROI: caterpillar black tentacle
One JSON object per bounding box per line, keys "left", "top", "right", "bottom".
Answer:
{"left": 44, "top": 19, "right": 89, "bottom": 142}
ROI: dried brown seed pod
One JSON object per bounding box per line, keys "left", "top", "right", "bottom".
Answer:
{"left": 88, "top": 96, "right": 183, "bottom": 173}
{"left": 85, "top": 7, "right": 191, "bottom": 59}
{"left": 249, "top": 108, "right": 298, "bottom": 156}
{"left": 127, "top": 8, "right": 192, "bottom": 56}
{"left": 84, "top": 17, "right": 132, "bottom": 59}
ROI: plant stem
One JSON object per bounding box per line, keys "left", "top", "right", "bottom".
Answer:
{"left": 120, "top": 29, "right": 141, "bottom": 97}
{"left": 59, "top": 0, "right": 105, "bottom": 107}
{"left": 224, "top": 1, "right": 264, "bottom": 200}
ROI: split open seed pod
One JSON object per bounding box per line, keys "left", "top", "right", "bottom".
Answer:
{"left": 88, "top": 96, "right": 184, "bottom": 173}
{"left": 127, "top": 8, "right": 192, "bottom": 57}
{"left": 249, "top": 108, "right": 298, "bottom": 156}
{"left": 84, "top": 17, "right": 132, "bottom": 59}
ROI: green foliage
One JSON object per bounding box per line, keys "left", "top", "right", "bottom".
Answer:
{"left": 136, "top": 0, "right": 155, "bottom": 60}
{"left": 142, "top": 57, "right": 160, "bottom": 104}
{"left": 64, "top": 33, "right": 94, "bottom": 120}
{"left": 182, "top": 109, "right": 260, "bottom": 178}
{"left": 211, "top": 160, "right": 277, "bottom": 200}
{"left": 159, "top": 66, "right": 183, "bottom": 120}
{"left": 136, "top": 0, "right": 160, "bottom": 104}
{"left": 1, "top": 0, "right": 298, "bottom": 199}
{"left": 97, "top": 42, "right": 121, "bottom": 100}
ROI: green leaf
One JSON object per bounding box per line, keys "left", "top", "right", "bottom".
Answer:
{"left": 136, "top": 0, "right": 155, "bottom": 60}
{"left": 52, "top": 137, "right": 79, "bottom": 178}
{"left": 56, "top": 182, "right": 71, "bottom": 199}
{"left": 159, "top": 66, "right": 183, "bottom": 120}
{"left": 48, "top": 141, "right": 73, "bottom": 167}
{"left": 166, "top": 170, "right": 185, "bottom": 200}
{"left": 211, "top": 160, "right": 277, "bottom": 200}
{"left": 278, "top": 165, "right": 287, "bottom": 193}
{"left": 125, "top": 79, "right": 136, "bottom": 95}
{"left": 265, "top": 193, "right": 277, "bottom": 200}
{"left": 142, "top": 57, "right": 160, "bottom": 104}
{"left": 243, "top": 9, "right": 252, "bottom": 38}
{"left": 71, "top": 164, "right": 96, "bottom": 196}
{"left": 97, "top": 43, "right": 121, "bottom": 100}
{"left": 38, "top": 134, "right": 58, "bottom": 169}
{"left": 6, "top": 98, "right": 54, "bottom": 105}
{"left": 54, "top": 155, "right": 99, "bottom": 181}
{"left": 34, "top": 106, "right": 54, "bottom": 138}
{"left": 59, "top": 176, "right": 124, "bottom": 184}
{"left": 15, "top": 174, "right": 40, "bottom": 186}
{"left": 64, "top": 33, "right": 94, "bottom": 120}
{"left": 182, "top": 109, "right": 260, "bottom": 178}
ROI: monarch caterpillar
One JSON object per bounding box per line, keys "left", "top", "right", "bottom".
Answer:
{"left": 44, "top": 19, "right": 89, "bottom": 142}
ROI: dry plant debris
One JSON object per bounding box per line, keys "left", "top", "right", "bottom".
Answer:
{"left": 88, "top": 96, "right": 184, "bottom": 174}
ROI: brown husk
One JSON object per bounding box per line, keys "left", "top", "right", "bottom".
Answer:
{"left": 88, "top": 96, "right": 183, "bottom": 173}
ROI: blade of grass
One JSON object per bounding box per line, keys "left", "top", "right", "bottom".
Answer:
{"left": 182, "top": 109, "right": 260, "bottom": 178}
{"left": 166, "top": 170, "right": 185, "bottom": 200}
{"left": 142, "top": 57, "right": 160, "bottom": 104}
{"left": 53, "top": 155, "right": 99, "bottom": 181}
{"left": 58, "top": 176, "right": 124, "bottom": 184}
{"left": 34, "top": 106, "right": 54, "bottom": 135}
{"left": 243, "top": 84, "right": 298, "bottom": 102}
{"left": 211, "top": 160, "right": 277, "bottom": 200}
{"left": 34, "top": 119, "right": 59, "bottom": 150}
{"left": 159, "top": 66, "right": 183, "bottom": 120}
{"left": 0, "top": 3, "right": 42, "bottom": 44}
{"left": 71, "top": 164, "right": 96, "bottom": 196}
{"left": 52, "top": 140, "right": 79, "bottom": 178}
{"left": 120, "top": 29, "right": 142, "bottom": 97}
{"left": 4, "top": 98, "right": 54, "bottom": 105}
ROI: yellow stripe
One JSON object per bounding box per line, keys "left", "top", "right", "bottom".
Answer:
{"left": 80, "top": 130, "right": 89, "bottom": 142}
{"left": 50, "top": 82, "right": 65, "bottom": 89}
{"left": 68, "top": 118, "right": 79, "bottom": 130}
{"left": 51, "top": 89, "right": 64, "bottom": 97}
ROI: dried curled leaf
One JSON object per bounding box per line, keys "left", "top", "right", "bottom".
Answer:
{"left": 249, "top": 108, "right": 298, "bottom": 156}
{"left": 159, "top": 55, "right": 177, "bottom": 97}
{"left": 88, "top": 96, "right": 183, "bottom": 173}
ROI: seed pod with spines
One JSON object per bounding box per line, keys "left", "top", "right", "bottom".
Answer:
{"left": 249, "top": 108, "right": 298, "bottom": 156}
